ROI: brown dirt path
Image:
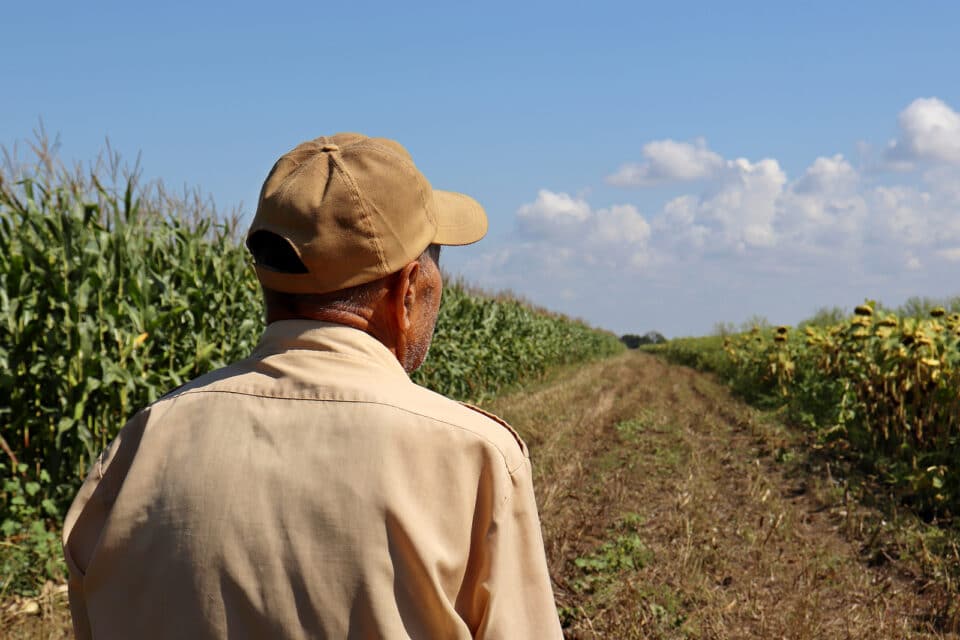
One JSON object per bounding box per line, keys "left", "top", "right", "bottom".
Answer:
{"left": 489, "top": 350, "right": 956, "bottom": 639}
{"left": 4, "top": 350, "right": 956, "bottom": 638}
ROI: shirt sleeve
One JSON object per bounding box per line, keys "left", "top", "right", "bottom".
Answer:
{"left": 474, "top": 457, "right": 564, "bottom": 639}
{"left": 61, "top": 409, "right": 150, "bottom": 640}
{"left": 62, "top": 452, "right": 106, "bottom": 640}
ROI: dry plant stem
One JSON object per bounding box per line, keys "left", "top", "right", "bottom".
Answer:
{"left": 0, "top": 433, "right": 18, "bottom": 469}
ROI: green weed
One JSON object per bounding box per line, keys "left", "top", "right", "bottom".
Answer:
{"left": 572, "top": 513, "right": 651, "bottom": 595}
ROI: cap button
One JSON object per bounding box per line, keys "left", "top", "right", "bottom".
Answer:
{"left": 320, "top": 143, "right": 339, "bottom": 152}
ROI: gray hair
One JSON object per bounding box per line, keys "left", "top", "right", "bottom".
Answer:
{"left": 248, "top": 230, "right": 440, "bottom": 315}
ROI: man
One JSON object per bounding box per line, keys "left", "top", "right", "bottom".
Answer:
{"left": 63, "top": 133, "right": 563, "bottom": 639}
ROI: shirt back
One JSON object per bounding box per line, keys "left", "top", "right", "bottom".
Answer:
{"left": 63, "top": 321, "right": 562, "bottom": 639}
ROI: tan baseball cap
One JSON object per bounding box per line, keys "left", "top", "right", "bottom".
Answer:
{"left": 246, "top": 133, "right": 488, "bottom": 294}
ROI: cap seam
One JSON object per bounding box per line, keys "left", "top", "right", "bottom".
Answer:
{"left": 348, "top": 142, "right": 434, "bottom": 260}
{"left": 274, "top": 153, "right": 318, "bottom": 199}
{"left": 326, "top": 153, "right": 388, "bottom": 273}
{"left": 349, "top": 140, "right": 418, "bottom": 172}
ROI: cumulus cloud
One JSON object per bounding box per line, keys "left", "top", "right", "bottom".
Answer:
{"left": 457, "top": 97, "right": 960, "bottom": 337}
{"left": 606, "top": 137, "right": 724, "bottom": 186}
{"left": 515, "top": 189, "right": 591, "bottom": 239}
{"left": 652, "top": 155, "right": 796, "bottom": 255}
{"left": 695, "top": 157, "right": 786, "bottom": 250}
{"left": 869, "top": 181, "right": 960, "bottom": 248}
{"left": 936, "top": 248, "right": 960, "bottom": 262}
{"left": 793, "top": 154, "right": 859, "bottom": 194}
{"left": 608, "top": 125, "right": 960, "bottom": 273}
{"left": 779, "top": 155, "right": 867, "bottom": 245}
{"left": 502, "top": 190, "right": 655, "bottom": 279}
{"left": 591, "top": 204, "right": 651, "bottom": 245}
{"left": 886, "top": 97, "right": 960, "bottom": 167}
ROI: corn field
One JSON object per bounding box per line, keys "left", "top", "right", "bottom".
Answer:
{"left": 415, "top": 283, "right": 623, "bottom": 401}
{"left": 0, "top": 149, "right": 622, "bottom": 595}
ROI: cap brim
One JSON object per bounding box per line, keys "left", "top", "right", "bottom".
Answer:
{"left": 433, "top": 190, "right": 488, "bottom": 246}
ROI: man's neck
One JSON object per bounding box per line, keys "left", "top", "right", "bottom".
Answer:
{"left": 266, "top": 307, "right": 401, "bottom": 365}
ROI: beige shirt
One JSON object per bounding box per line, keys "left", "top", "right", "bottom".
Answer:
{"left": 63, "top": 320, "right": 562, "bottom": 639}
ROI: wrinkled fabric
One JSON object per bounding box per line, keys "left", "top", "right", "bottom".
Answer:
{"left": 63, "top": 320, "right": 562, "bottom": 639}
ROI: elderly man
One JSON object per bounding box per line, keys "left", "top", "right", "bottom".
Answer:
{"left": 62, "top": 134, "right": 563, "bottom": 639}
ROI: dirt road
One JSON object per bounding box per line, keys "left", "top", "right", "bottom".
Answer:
{"left": 489, "top": 350, "right": 956, "bottom": 639}
{"left": 5, "top": 350, "right": 956, "bottom": 639}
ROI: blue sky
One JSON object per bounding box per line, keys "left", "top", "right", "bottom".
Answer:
{"left": 4, "top": 1, "right": 960, "bottom": 336}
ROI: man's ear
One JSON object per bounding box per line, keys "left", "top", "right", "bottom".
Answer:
{"left": 392, "top": 260, "right": 421, "bottom": 333}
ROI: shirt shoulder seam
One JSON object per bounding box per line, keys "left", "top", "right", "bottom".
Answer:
{"left": 170, "top": 388, "right": 526, "bottom": 474}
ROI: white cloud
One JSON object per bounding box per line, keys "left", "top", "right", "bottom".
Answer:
{"left": 922, "top": 166, "right": 960, "bottom": 200}
{"left": 606, "top": 137, "right": 724, "bottom": 186}
{"left": 937, "top": 248, "right": 960, "bottom": 262}
{"left": 867, "top": 179, "right": 960, "bottom": 251}
{"left": 655, "top": 196, "right": 709, "bottom": 250}
{"left": 793, "top": 154, "right": 859, "bottom": 194}
{"left": 516, "top": 189, "right": 591, "bottom": 236}
{"left": 591, "top": 204, "right": 651, "bottom": 245}
{"left": 455, "top": 97, "right": 960, "bottom": 337}
{"left": 886, "top": 97, "right": 960, "bottom": 166}
{"left": 605, "top": 131, "right": 960, "bottom": 269}
{"left": 491, "top": 190, "right": 657, "bottom": 281}
{"left": 516, "top": 190, "right": 651, "bottom": 249}
{"left": 698, "top": 157, "right": 786, "bottom": 250}
{"left": 870, "top": 185, "right": 931, "bottom": 246}
{"left": 779, "top": 155, "right": 867, "bottom": 245}
{"left": 645, "top": 154, "right": 790, "bottom": 256}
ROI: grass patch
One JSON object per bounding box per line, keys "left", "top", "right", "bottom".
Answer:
{"left": 563, "top": 513, "right": 653, "bottom": 622}
{"left": 573, "top": 512, "right": 650, "bottom": 590}
{"left": 615, "top": 412, "right": 655, "bottom": 442}
{"left": 563, "top": 508, "right": 696, "bottom": 638}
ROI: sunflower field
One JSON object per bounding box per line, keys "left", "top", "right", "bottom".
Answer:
{"left": 701, "top": 303, "right": 960, "bottom": 517}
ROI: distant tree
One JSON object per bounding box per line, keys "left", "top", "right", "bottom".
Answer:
{"left": 897, "top": 296, "right": 928, "bottom": 318}
{"left": 643, "top": 331, "right": 667, "bottom": 345}
{"left": 895, "top": 295, "right": 960, "bottom": 318}
{"left": 620, "top": 332, "right": 667, "bottom": 349}
{"left": 799, "top": 306, "right": 847, "bottom": 328}
{"left": 738, "top": 315, "right": 770, "bottom": 333}
{"left": 621, "top": 334, "right": 642, "bottom": 349}
{"left": 712, "top": 321, "right": 738, "bottom": 337}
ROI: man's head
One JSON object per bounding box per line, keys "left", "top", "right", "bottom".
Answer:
{"left": 246, "top": 133, "right": 487, "bottom": 372}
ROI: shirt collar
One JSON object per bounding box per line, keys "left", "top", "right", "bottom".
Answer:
{"left": 253, "top": 320, "right": 409, "bottom": 379}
